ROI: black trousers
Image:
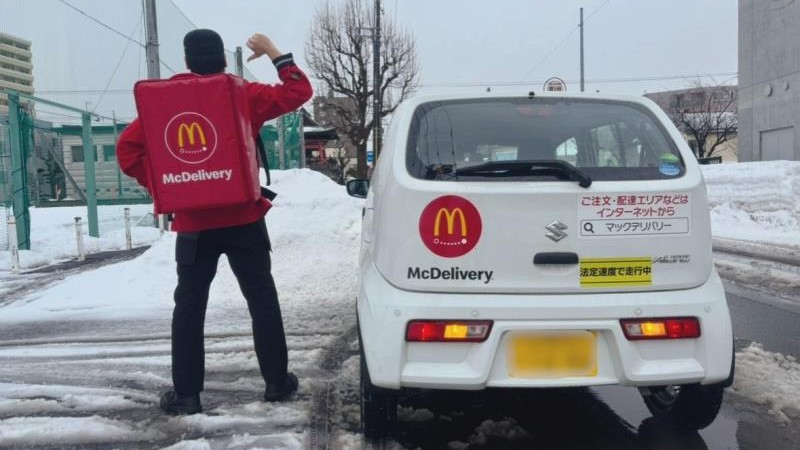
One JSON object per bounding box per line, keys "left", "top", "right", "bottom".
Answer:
{"left": 172, "top": 219, "right": 288, "bottom": 395}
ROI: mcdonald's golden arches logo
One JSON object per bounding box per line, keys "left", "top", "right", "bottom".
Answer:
{"left": 177, "top": 122, "right": 207, "bottom": 149}
{"left": 419, "top": 196, "right": 482, "bottom": 258}
{"left": 165, "top": 112, "right": 218, "bottom": 164}
{"left": 434, "top": 207, "right": 468, "bottom": 237}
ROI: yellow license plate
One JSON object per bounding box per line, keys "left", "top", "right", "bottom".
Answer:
{"left": 508, "top": 331, "right": 597, "bottom": 378}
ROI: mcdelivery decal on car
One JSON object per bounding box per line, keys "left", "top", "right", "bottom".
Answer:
{"left": 407, "top": 266, "right": 494, "bottom": 284}
{"left": 418, "top": 195, "right": 482, "bottom": 258}
{"left": 411, "top": 195, "right": 493, "bottom": 283}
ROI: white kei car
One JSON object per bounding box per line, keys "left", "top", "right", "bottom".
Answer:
{"left": 346, "top": 92, "right": 734, "bottom": 440}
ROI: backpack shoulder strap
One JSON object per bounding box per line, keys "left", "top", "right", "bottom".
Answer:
{"left": 255, "top": 134, "right": 271, "bottom": 186}
{"left": 255, "top": 134, "right": 278, "bottom": 201}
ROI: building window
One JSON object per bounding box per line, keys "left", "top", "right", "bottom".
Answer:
{"left": 102, "top": 145, "right": 116, "bottom": 161}
{"left": 71, "top": 146, "right": 84, "bottom": 162}
{"left": 71, "top": 145, "right": 97, "bottom": 163}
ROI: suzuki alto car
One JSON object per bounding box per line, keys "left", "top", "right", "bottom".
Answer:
{"left": 346, "top": 93, "right": 734, "bottom": 439}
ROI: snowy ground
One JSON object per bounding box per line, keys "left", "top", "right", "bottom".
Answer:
{"left": 0, "top": 162, "right": 798, "bottom": 448}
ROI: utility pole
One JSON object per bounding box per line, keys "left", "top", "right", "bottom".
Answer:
{"left": 372, "top": 0, "right": 382, "bottom": 160}
{"left": 579, "top": 7, "right": 585, "bottom": 92}
{"left": 112, "top": 110, "right": 122, "bottom": 199}
{"left": 144, "top": 0, "right": 169, "bottom": 230}
{"left": 235, "top": 46, "right": 244, "bottom": 77}
{"left": 277, "top": 117, "right": 286, "bottom": 170}
{"left": 144, "top": 0, "right": 161, "bottom": 80}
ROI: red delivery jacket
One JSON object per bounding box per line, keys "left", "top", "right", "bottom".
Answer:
{"left": 117, "top": 55, "right": 313, "bottom": 232}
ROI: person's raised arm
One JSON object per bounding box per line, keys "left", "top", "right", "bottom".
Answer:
{"left": 246, "top": 33, "right": 313, "bottom": 122}
{"left": 247, "top": 33, "right": 283, "bottom": 62}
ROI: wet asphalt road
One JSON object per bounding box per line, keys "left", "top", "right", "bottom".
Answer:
{"left": 1, "top": 255, "right": 798, "bottom": 449}
{"left": 385, "top": 280, "right": 800, "bottom": 450}
{"left": 725, "top": 282, "right": 800, "bottom": 359}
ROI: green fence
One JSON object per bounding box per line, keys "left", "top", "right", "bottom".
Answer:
{"left": 0, "top": 116, "right": 10, "bottom": 250}
{"left": 1, "top": 93, "right": 304, "bottom": 251}
{"left": 260, "top": 111, "right": 304, "bottom": 171}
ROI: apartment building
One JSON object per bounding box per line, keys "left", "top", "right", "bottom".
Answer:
{"left": 0, "top": 32, "right": 34, "bottom": 115}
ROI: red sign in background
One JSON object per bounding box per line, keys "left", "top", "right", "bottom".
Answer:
{"left": 164, "top": 112, "right": 218, "bottom": 164}
{"left": 419, "top": 195, "right": 482, "bottom": 258}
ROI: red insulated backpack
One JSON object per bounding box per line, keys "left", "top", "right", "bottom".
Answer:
{"left": 133, "top": 73, "right": 260, "bottom": 214}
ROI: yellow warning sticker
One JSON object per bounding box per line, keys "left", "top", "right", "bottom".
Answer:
{"left": 580, "top": 257, "right": 652, "bottom": 288}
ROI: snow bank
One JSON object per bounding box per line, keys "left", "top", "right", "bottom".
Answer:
{"left": 0, "top": 416, "right": 164, "bottom": 446}
{"left": 0, "top": 169, "right": 363, "bottom": 327}
{"left": 702, "top": 161, "right": 800, "bottom": 248}
{"left": 0, "top": 204, "right": 162, "bottom": 271}
{"left": 702, "top": 161, "right": 800, "bottom": 214}
{"left": 732, "top": 342, "right": 800, "bottom": 422}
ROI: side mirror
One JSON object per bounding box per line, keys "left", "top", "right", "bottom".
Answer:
{"left": 346, "top": 179, "right": 369, "bottom": 198}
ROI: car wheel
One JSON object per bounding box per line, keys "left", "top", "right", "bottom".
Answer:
{"left": 359, "top": 335, "right": 397, "bottom": 440}
{"left": 639, "top": 383, "right": 725, "bottom": 430}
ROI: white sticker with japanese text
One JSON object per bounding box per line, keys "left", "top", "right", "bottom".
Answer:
{"left": 578, "top": 193, "right": 691, "bottom": 238}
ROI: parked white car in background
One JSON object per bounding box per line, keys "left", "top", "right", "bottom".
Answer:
{"left": 347, "top": 92, "right": 734, "bottom": 440}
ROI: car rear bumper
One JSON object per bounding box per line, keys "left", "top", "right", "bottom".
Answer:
{"left": 358, "top": 263, "right": 734, "bottom": 390}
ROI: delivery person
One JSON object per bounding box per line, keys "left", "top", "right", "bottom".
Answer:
{"left": 117, "top": 29, "right": 313, "bottom": 415}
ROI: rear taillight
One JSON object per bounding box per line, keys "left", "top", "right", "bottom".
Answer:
{"left": 405, "top": 320, "right": 493, "bottom": 342}
{"left": 620, "top": 317, "right": 701, "bottom": 340}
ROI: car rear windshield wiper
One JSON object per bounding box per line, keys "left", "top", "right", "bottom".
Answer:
{"left": 454, "top": 160, "right": 593, "bottom": 188}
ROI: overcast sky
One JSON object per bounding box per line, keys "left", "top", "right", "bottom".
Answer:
{"left": 0, "top": 0, "right": 738, "bottom": 123}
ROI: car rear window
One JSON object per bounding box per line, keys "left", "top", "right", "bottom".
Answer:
{"left": 406, "top": 97, "right": 685, "bottom": 181}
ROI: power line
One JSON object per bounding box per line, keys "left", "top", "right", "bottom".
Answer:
{"left": 167, "top": 0, "right": 198, "bottom": 28}
{"left": 94, "top": 12, "right": 144, "bottom": 114}
{"left": 56, "top": 0, "right": 145, "bottom": 48}
{"left": 159, "top": 60, "right": 178, "bottom": 75}
{"left": 159, "top": 1, "right": 241, "bottom": 76}
{"left": 165, "top": 0, "right": 245, "bottom": 60}
{"left": 518, "top": 0, "right": 614, "bottom": 82}
{"left": 585, "top": 0, "right": 613, "bottom": 21}
{"left": 35, "top": 71, "right": 737, "bottom": 94}
{"left": 420, "top": 71, "right": 738, "bottom": 88}
{"left": 518, "top": 27, "right": 578, "bottom": 82}
{"left": 57, "top": 0, "right": 175, "bottom": 76}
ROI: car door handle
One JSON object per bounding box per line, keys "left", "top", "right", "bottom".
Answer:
{"left": 533, "top": 252, "right": 579, "bottom": 265}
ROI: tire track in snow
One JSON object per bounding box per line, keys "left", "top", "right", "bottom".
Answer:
{"left": 307, "top": 323, "right": 359, "bottom": 450}
{"left": 0, "top": 328, "right": 328, "bottom": 449}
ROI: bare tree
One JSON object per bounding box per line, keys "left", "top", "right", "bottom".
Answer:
{"left": 306, "top": 0, "right": 420, "bottom": 177}
{"left": 330, "top": 146, "right": 354, "bottom": 185}
{"left": 666, "top": 83, "right": 738, "bottom": 159}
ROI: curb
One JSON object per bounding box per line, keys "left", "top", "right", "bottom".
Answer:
{"left": 713, "top": 239, "right": 800, "bottom": 267}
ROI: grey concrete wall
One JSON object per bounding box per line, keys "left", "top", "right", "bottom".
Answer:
{"left": 739, "top": 0, "right": 800, "bottom": 161}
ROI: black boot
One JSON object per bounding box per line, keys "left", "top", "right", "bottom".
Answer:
{"left": 263, "top": 372, "right": 298, "bottom": 402}
{"left": 159, "top": 390, "right": 202, "bottom": 415}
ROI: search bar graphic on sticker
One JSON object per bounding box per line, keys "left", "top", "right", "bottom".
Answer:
{"left": 579, "top": 218, "right": 690, "bottom": 237}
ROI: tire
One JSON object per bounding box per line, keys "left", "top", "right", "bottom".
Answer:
{"left": 639, "top": 383, "right": 725, "bottom": 430}
{"left": 359, "top": 331, "right": 398, "bottom": 440}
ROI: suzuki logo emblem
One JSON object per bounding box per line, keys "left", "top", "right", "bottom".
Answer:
{"left": 545, "top": 220, "right": 568, "bottom": 242}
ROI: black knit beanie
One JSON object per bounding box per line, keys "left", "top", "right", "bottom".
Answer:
{"left": 184, "top": 29, "right": 226, "bottom": 75}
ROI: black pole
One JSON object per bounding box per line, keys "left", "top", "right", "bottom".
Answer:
{"left": 373, "top": 0, "right": 382, "bottom": 160}
{"left": 580, "top": 7, "right": 585, "bottom": 92}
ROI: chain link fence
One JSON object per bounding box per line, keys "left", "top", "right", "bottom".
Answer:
{"left": 1, "top": 116, "right": 12, "bottom": 250}
{"left": 1, "top": 105, "right": 304, "bottom": 251}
